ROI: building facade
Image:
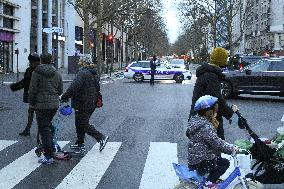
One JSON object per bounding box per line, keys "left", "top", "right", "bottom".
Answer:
{"left": 0, "top": 0, "right": 30, "bottom": 73}
{"left": 0, "top": 0, "right": 132, "bottom": 74}
{"left": 232, "top": 0, "right": 284, "bottom": 56}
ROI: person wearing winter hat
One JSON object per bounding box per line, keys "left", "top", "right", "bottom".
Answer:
{"left": 187, "top": 95, "right": 239, "bottom": 183}
{"left": 10, "top": 53, "right": 40, "bottom": 136}
{"left": 60, "top": 55, "right": 109, "bottom": 153}
{"left": 189, "top": 47, "right": 238, "bottom": 140}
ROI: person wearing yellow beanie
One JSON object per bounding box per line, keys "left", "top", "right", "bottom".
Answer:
{"left": 210, "top": 47, "right": 228, "bottom": 67}
{"left": 189, "top": 47, "right": 238, "bottom": 140}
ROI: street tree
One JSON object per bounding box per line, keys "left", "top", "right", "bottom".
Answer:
{"left": 178, "top": 0, "right": 242, "bottom": 55}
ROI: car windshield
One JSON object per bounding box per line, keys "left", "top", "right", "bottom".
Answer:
{"left": 171, "top": 59, "right": 184, "bottom": 64}
{"left": 246, "top": 60, "right": 270, "bottom": 72}
{"left": 242, "top": 57, "right": 262, "bottom": 64}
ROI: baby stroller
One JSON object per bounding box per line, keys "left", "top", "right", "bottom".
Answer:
{"left": 35, "top": 104, "right": 73, "bottom": 160}
{"left": 236, "top": 111, "right": 284, "bottom": 184}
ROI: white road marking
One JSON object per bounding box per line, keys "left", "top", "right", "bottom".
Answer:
{"left": 139, "top": 142, "right": 179, "bottom": 189}
{"left": 0, "top": 140, "right": 17, "bottom": 152}
{"left": 56, "top": 142, "right": 122, "bottom": 189}
{"left": 281, "top": 114, "right": 284, "bottom": 122}
{"left": 0, "top": 141, "right": 69, "bottom": 189}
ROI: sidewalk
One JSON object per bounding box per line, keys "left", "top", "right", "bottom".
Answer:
{"left": 0, "top": 69, "right": 125, "bottom": 85}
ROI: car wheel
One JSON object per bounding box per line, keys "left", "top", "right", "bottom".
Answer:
{"left": 221, "top": 80, "right": 236, "bottom": 98}
{"left": 133, "top": 73, "right": 144, "bottom": 82}
{"left": 174, "top": 74, "right": 184, "bottom": 83}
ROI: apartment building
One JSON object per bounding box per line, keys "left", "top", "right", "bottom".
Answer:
{"left": 233, "top": 0, "right": 284, "bottom": 55}
{"left": 0, "top": 0, "right": 30, "bottom": 73}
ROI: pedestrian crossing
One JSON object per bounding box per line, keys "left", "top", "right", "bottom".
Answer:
{"left": 0, "top": 140, "right": 181, "bottom": 189}
{"left": 0, "top": 140, "right": 252, "bottom": 189}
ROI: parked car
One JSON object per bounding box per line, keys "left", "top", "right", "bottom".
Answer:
{"left": 170, "top": 59, "right": 189, "bottom": 70}
{"left": 221, "top": 58, "right": 284, "bottom": 98}
{"left": 124, "top": 61, "right": 192, "bottom": 83}
{"left": 228, "top": 55, "right": 263, "bottom": 70}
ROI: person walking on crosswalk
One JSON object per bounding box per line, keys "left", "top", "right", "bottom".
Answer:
{"left": 60, "top": 55, "right": 109, "bottom": 152}
{"left": 10, "top": 53, "right": 40, "bottom": 136}
{"left": 29, "top": 54, "right": 63, "bottom": 164}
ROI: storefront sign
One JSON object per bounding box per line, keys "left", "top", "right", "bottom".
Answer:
{"left": 0, "top": 31, "right": 14, "bottom": 42}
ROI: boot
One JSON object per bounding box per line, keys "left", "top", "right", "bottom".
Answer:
{"left": 19, "top": 128, "right": 30, "bottom": 136}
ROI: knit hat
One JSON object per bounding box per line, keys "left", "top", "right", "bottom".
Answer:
{"left": 79, "top": 54, "right": 94, "bottom": 67}
{"left": 210, "top": 47, "right": 228, "bottom": 67}
{"left": 28, "top": 53, "right": 40, "bottom": 62}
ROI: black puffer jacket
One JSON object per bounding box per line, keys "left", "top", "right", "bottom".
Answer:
{"left": 190, "top": 64, "right": 233, "bottom": 120}
{"left": 10, "top": 66, "right": 36, "bottom": 103}
{"left": 29, "top": 64, "right": 63, "bottom": 109}
{"left": 61, "top": 67, "right": 100, "bottom": 110}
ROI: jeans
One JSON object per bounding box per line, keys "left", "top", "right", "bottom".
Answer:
{"left": 35, "top": 109, "right": 57, "bottom": 158}
{"left": 189, "top": 157, "right": 230, "bottom": 182}
{"left": 75, "top": 108, "right": 104, "bottom": 144}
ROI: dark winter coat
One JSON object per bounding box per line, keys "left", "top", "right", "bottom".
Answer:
{"left": 61, "top": 67, "right": 100, "bottom": 110}
{"left": 187, "top": 115, "right": 234, "bottom": 165}
{"left": 28, "top": 64, "right": 63, "bottom": 109}
{"left": 150, "top": 60, "right": 156, "bottom": 71}
{"left": 10, "top": 66, "right": 36, "bottom": 103}
{"left": 190, "top": 63, "right": 233, "bottom": 120}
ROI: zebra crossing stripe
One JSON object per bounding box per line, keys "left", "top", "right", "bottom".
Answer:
{"left": 139, "top": 142, "right": 179, "bottom": 189}
{"left": 55, "top": 142, "right": 122, "bottom": 189}
{"left": 0, "top": 141, "right": 69, "bottom": 189}
{"left": 0, "top": 140, "right": 17, "bottom": 152}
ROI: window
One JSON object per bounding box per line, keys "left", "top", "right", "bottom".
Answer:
{"left": 250, "top": 61, "right": 270, "bottom": 72}
{"left": 140, "top": 61, "right": 150, "bottom": 68}
{"left": 3, "top": 18, "right": 13, "bottom": 29}
{"left": 3, "top": 4, "right": 13, "bottom": 16}
{"left": 268, "top": 61, "right": 284, "bottom": 71}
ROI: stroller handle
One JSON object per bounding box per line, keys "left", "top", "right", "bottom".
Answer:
{"left": 235, "top": 110, "right": 242, "bottom": 117}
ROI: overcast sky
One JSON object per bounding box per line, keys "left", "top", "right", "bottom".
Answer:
{"left": 162, "top": 0, "right": 181, "bottom": 44}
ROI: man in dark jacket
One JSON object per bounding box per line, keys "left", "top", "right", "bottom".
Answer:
{"left": 150, "top": 56, "right": 157, "bottom": 85}
{"left": 60, "top": 56, "right": 109, "bottom": 152}
{"left": 189, "top": 48, "right": 238, "bottom": 140}
{"left": 29, "top": 54, "right": 63, "bottom": 164}
{"left": 10, "top": 53, "right": 40, "bottom": 136}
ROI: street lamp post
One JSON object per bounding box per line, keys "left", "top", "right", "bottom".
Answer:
{"left": 15, "top": 48, "right": 19, "bottom": 81}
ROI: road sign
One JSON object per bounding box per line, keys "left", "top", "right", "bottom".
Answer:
{"left": 42, "top": 27, "right": 63, "bottom": 34}
{"left": 42, "top": 28, "right": 53, "bottom": 33}
{"left": 52, "top": 27, "right": 63, "bottom": 34}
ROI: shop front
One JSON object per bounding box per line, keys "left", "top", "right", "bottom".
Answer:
{"left": 0, "top": 30, "right": 14, "bottom": 73}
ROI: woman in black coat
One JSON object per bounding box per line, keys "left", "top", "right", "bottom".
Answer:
{"left": 189, "top": 48, "right": 238, "bottom": 140}
{"left": 10, "top": 53, "right": 40, "bottom": 136}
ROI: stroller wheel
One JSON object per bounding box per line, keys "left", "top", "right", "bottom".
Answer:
{"left": 35, "top": 148, "right": 42, "bottom": 157}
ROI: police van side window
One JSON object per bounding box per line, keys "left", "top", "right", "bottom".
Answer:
{"left": 141, "top": 62, "right": 150, "bottom": 68}
{"left": 130, "top": 62, "right": 141, "bottom": 67}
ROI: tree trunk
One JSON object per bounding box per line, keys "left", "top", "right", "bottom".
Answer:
{"left": 96, "top": 0, "right": 103, "bottom": 76}
{"left": 83, "top": 8, "right": 90, "bottom": 54}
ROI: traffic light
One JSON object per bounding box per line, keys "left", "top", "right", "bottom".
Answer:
{"left": 106, "top": 34, "right": 113, "bottom": 43}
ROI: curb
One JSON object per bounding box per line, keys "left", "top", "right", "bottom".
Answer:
{"left": 1, "top": 71, "right": 125, "bottom": 85}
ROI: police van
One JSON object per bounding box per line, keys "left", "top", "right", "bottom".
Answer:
{"left": 124, "top": 61, "right": 192, "bottom": 83}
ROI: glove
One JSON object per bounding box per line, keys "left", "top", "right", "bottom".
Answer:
{"left": 9, "top": 83, "right": 17, "bottom": 91}
{"left": 59, "top": 94, "right": 68, "bottom": 103}
{"left": 232, "top": 146, "right": 239, "bottom": 156}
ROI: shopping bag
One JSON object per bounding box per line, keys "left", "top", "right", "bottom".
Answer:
{"left": 96, "top": 93, "right": 103, "bottom": 108}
